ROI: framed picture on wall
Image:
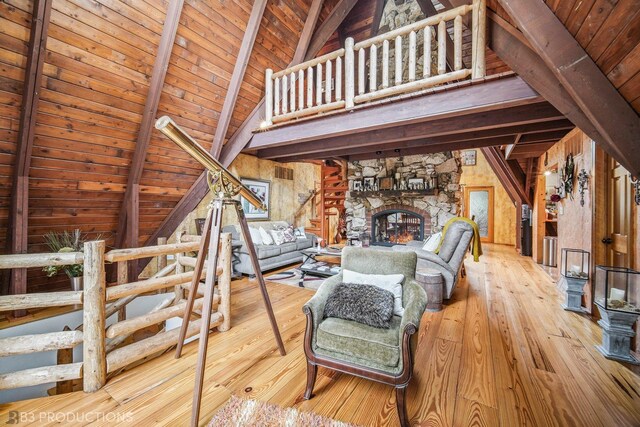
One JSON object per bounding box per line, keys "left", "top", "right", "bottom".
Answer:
{"left": 379, "top": 177, "right": 393, "bottom": 190}
{"left": 240, "top": 178, "right": 270, "bottom": 220}
{"left": 462, "top": 150, "right": 477, "bottom": 166}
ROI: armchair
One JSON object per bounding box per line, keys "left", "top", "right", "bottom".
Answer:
{"left": 302, "top": 247, "right": 427, "bottom": 427}
{"left": 393, "top": 218, "right": 474, "bottom": 299}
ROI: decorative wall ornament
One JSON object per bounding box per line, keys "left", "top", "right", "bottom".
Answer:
{"left": 562, "top": 153, "right": 575, "bottom": 199}
{"left": 577, "top": 168, "right": 589, "bottom": 207}
{"left": 631, "top": 177, "right": 640, "bottom": 206}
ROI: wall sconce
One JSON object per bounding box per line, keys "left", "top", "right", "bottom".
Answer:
{"left": 631, "top": 177, "right": 640, "bottom": 206}
{"left": 577, "top": 169, "right": 588, "bottom": 207}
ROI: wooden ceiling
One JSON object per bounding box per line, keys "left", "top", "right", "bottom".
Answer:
{"left": 0, "top": 0, "right": 638, "bottom": 292}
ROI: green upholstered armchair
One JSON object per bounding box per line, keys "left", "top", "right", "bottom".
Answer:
{"left": 302, "top": 247, "right": 427, "bottom": 427}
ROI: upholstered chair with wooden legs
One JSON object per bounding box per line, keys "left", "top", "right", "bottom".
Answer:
{"left": 302, "top": 248, "right": 427, "bottom": 427}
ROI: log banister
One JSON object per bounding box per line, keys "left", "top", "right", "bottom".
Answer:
{"left": 264, "top": 0, "right": 484, "bottom": 128}
{"left": 0, "top": 233, "right": 233, "bottom": 396}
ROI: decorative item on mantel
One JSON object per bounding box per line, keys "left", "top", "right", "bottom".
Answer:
{"left": 559, "top": 248, "right": 590, "bottom": 313}
{"left": 577, "top": 169, "right": 589, "bottom": 207}
{"left": 594, "top": 265, "right": 640, "bottom": 364}
{"left": 631, "top": 176, "right": 640, "bottom": 206}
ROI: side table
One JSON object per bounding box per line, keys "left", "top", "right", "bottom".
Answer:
{"left": 416, "top": 268, "right": 444, "bottom": 312}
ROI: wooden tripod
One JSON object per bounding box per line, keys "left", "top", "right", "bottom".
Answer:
{"left": 174, "top": 196, "right": 286, "bottom": 427}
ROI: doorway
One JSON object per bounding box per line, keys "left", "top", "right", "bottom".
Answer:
{"left": 464, "top": 186, "right": 494, "bottom": 243}
{"left": 605, "top": 158, "right": 633, "bottom": 267}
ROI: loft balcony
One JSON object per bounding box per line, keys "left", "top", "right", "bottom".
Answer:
{"left": 261, "top": 2, "right": 486, "bottom": 129}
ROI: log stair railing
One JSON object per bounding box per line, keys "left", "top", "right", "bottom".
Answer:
{"left": 0, "top": 233, "right": 232, "bottom": 395}
{"left": 263, "top": 0, "right": 485, "bottom": 128}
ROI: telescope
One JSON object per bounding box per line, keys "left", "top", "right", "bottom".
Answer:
{"left": 154, "top": 116, "right": 266, "bottom": 211}
{"left": 154, "top": 115, "right": 285, "bottom": 427}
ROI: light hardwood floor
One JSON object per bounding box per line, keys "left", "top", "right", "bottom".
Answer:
{"left": 1, "top": 244, "right": 640, "bottom": 426}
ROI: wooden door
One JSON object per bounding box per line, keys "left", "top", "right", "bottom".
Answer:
{"left": 465, "top": 186, "right": 494, "bottom": 243}
{"left": 606, "top": 159, "right": 631, "bottom": 267}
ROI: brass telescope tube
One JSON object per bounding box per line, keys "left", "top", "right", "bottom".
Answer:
{"left": 154, "top": 116, "right": 266, "bottom": 210}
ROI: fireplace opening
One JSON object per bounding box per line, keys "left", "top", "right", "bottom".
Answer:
{"left": 372, "top": 210, "right": 424, "bottom": 246}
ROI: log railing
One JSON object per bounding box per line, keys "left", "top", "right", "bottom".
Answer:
{"left": 0, "top": 233, "right": 232, "bottom": 396}
{"left": 263, "top": 0, "right": 485, "bottom": 127}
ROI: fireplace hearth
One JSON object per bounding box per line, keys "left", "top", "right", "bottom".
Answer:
{"left": 372, "top": 209, "right": 424, "bottom": 246}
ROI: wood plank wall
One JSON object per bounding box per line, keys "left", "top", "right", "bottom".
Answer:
{"left": 540, "top": 0, "right": 640, "bottom": 112}
{"left": 0, "top": 0, "right": 333, "bottom": 293}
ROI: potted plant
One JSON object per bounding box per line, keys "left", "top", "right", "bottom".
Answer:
{"left": 42, "top": 229, "right": 89, "bottom": 291}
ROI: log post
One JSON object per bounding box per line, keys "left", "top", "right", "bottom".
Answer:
{"left": 116, "top": 261, "right": 127, "bottom": 321}
{"left": 382, "top": 39, "right": 389, "bottom": 88}
{"left": 175, "top": 230, "right": 185, "bottom": 304}
{"left": 454, "top": 15, "right": 463, "bottom": 71}
{"left": 282, "top": 74, "right": 288, "bottom": 114}
{"left": 290, "top": 71, "right": 296, "bottom": 112}
{"left": 324, "top": 60, "right": 332, "bottom": 104}
{"left": 408, "top": 31, "right": 416, "bottom": 82}
{"left": 306, "top": 67, "right": 313, "bottom": 107}
{"left": 83, "top": 240, "right": 106, "bottom": 393}
{"left": 438, "top": 20, "right": 447, "bottom": 75}
{"left": 265, "top": 68, "right": 273, "bottom": 125}
{"left": 369, "top": 44, "right": 377, "bottom": 91}
{"left": 274, "top": 76, "right": 280, "bottom": 116}
{"left": 218, "top": 232, "right": 232, "bottom": 332}
{"left": 471, "top": 0, "right": 486, "bottom": 78}
{"left": 344, "top": 37, "right": 354, "bottom": 108}
{"left": 357, "top": 47, "right": 365, "bottom": 96}
{"left": 395, "top": 35, "right": 402, "bottom": 85}
{"left": 335, "top": 57, "right": 342, "bottom": 101}
{"left": 298, "top": 69, "right": 304, "bottom": 107}
{"left": 424, "top": 26, "right": 432, "bottom": 78}
{"left": 315, "top": 63, "right": 322, "bottom": 105}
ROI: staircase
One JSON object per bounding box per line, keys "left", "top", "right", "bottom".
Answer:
{"left": 306, "top": 160, "right": 348, "bottom": 243}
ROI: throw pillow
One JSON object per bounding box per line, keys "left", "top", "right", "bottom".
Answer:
{"left": 324, "top": 282, "right": 394, "bottom": 329}
{"left": 342, "top": 269, "right": 404, "bottom": 316}
{"left": 282, "top": 225, "right": 297, "bottom": 243}
{"left": 248, "top": 227, "right": 263, "bottom": 245}
{"left": 422, "top": 232, "right": 442, "bottom": 252}
{"left": 270, "top": 229, "right": 285, "bottom": 245}
{"left": 295, "top": 226, "right": 306, "bottom": 239}
{"left": 259, "top": 226, "right": 274, "bottom": 245}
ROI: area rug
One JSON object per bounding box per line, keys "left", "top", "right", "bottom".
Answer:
{"left": 265, "top": 267, "right": 325, "bottom": 291}
{"left": 208, "top": 395, "right": 360, "bottom": 427}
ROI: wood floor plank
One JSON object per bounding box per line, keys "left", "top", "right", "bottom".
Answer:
{"left": 3, "top": 244, "right": 640, "bottom": 426}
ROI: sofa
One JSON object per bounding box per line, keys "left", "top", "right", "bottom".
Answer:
{"left": 393, "top": 219, "right": 474, "bottom": 299}
{"left": 222, "top": 221, "right": 317, "bottom": 275}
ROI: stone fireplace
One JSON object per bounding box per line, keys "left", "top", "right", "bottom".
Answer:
{"left": 369, "top": 205, "right": 430, "bottom": 246}
{"left": 345, "top": 153, "right": 462, "bottom": 244}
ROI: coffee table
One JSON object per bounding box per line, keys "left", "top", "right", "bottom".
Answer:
{"left": 299, "top": 247, "right": 343, "bottom": 287}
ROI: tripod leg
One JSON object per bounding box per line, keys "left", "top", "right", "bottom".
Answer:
{"left": 235, "top": 203, "right": 286, "bottom": 356}
{"left": 175, "top": 206, "right": 214, "bottom": 359}
{"left": 191, "top": 199, "right": 224, "bottom": 427}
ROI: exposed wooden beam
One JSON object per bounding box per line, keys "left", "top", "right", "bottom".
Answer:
{"left": 7, "top": 0, "right": 53, "bottom": 300}
{"left": 257, "top": 101, "right": 561, "bottom": 160}
{"left": 266, "top": 118, "right": 572, "bottom": 161}
{"left": 443, "top": 0, "right": 607, "bottom": 155}
{"left": 145, "top": 0, "right": 327, "bottom": 250}
{"left": 305, "top": 0, "right": 359, "bottom": 59}
{"left": 415, "top": 0, "right": 458, "bottom": 70}
{"left": 482, "top": 146, "right": 531, "bottom": 205}
{"left": 370, "top": 0, "right": 387, "bottom": 36}
{"left": 497, "top": 0, "right": 640, "bottom": 176}
{"left": 524, "top": 157, "right": 534, "bottom": 200}
{"left": 249, "top": 76, "right": 542, "bottom": 151}
{"left": 115, "top": 0, "right": 185, "bottom": 253}
{"left": 342, "top": 135, "right": 514, "bottom": 161}
{"left": 211, "top": 0, "right": 268, "bottom": 159}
